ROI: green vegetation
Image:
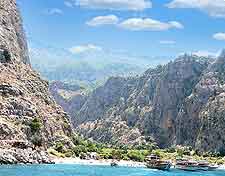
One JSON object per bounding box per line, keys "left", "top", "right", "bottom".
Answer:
{"left": 31, "top": 135, "right": 43, "bottom": 147}
{"left": 49, "top": 135, "right": 151, "bottom": 161}
{"left": 127, "top": 150, "right": 146, "bottom": 162}
{"left": 29, "top": 118, "right": 43, "bottom": 147}
{"left": 55, "top": 142, "right": 64, "bottom": 153}
{"left": 30, "top": 118, "right": 42, "bottom": 134}
{"left": 48, "top": 135, "right": 225, "bottom": 165}
{"left": 3, "top": 49, "right": 11, "bottom": 62}
{"left": 149, "top": 147, "right": 225, "bottom": 165}
{"left": 48, "top": 148, "right": 65, "bottom": 158}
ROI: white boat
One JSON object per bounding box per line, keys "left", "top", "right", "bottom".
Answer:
{"left": 176, "top": 159, "right": 218, "bottom": 172}
{"left": 145, "top": 154, "right": 171, "bottom": 171}
{"left": 208, "top": 165, "right": 219, "bottom": 171}
{"left": 176, "top": 159, "right": 199, "bottom": 171}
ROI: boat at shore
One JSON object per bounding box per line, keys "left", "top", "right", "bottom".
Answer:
{"left": 145, "top": 154, "right": 171, "bottom": 171}
{"left": 175, "top": 159, "right": 218, "bottom": 172}
{"left": 110, "top": 160, "right": 118, "bottom": 167}
{"left": 176, "top": 159, "right": 199, "bottom": 171}
{"left": 208, "top": 165, "right": 219, "bottom": 171}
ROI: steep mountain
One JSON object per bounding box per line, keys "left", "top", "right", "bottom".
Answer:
{"left": 49, "top": 81, "right": 87, "bottom": 118}
{"left": 73, "top": 53, "right": 225, "bottom": 153}
{"left": 0, "top": 0, "right": 73, "bottom": 164}
{"left": 0, "top": 0, "right": 29, "bottom": 64}
{"left": 194, "top": 51, "right": 225, "bottom": 152}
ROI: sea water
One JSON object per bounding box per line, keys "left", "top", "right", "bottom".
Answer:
{"left": 0, "top": 164, "right": 225, "bottom": 176}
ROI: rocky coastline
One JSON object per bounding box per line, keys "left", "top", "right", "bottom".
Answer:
{"left": 0, "top": 148, "right": 53, "bottom": 164}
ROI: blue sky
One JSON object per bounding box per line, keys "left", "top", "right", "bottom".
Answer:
{"left": 18, "top": 0, "right": 225, "bottom": 65}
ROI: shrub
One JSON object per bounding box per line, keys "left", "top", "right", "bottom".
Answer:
{"left": 72, "top": 145, "right": 88, "bottom": 157}
{"left": 176, "top": 149, "right": 184, "bottom": 157}
{"left": 166, "top": 147, "right": 176, "bottom": 153}
{"left": 151, "top": 149, "right": 162, "bottom": 157}
{"left": 80, "top": 152, "right": 87, "bottom": 159}
{"left": 65, "top": 151, "right": 73, "bottom": 157}
{"left": 55, "top": 142, "right": 64, "bottom": 153}
{"left": 127, "top": 150, "right": 145, "bottom": 162}
{"left": 2, "top": 49, "right": 11, "bottom": 63}
{"left": 63, "top": 122, "right": 70, "bottom": 129}
{"left": 72, "top": 135, "right": 86, "bottom": 146}
{"left": 99, "top": 148, "right": 113, "bottom": 159}
{"left": 112, "top": 150, "right": 123, "bottom": 160}
{"left": 48, "top": 148, "right": 65, "bottom": 158}
{"left": 122, "top": 154, "right": 129, "bottom": 160}
{"left": 216, "top": 159, "right": 224, "bottom": 165}
{"left": 72, "top": 146, "right": 82, "bottom": 157}
{"left": 31, "top": 135, "right": 43, "bottom": 147}
{"left": 87, "top": 142, "right": 98, "bottom": 152}
{"left": 30, "top": 118, "right": 42, "bottom": 134}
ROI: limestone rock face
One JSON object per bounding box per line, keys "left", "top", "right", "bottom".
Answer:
{"left": 0, "top": 148, "right": 53, "bottom": 164}
{"left": 0, "top": 63, "right": 73, "bottom": 146}
{"left": 0, "top": 0, "right": 73, "bottom": 163}
{"left": 194, "top": 52, "right": 225, "bottom": 152}
{"left": 0, "top": 0, "right": 29, "bottom": 64}
{"left": 72, "top": 53, "right": 225, "bottom": 152}
{"left": 49, "top": 81, "right": 87, "bottom": 120}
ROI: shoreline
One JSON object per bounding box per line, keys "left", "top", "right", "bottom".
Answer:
{"left": 53, "top": 157, "right": 146, "bottom": 168}
{"left": 53, "top": 157, "right": 225, "bottom": 170}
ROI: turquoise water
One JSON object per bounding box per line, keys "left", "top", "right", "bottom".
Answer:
{"left": 0, "top": 164, "right": 224, "bottom": 176}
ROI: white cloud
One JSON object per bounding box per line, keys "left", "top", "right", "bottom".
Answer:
{"left": 44, "top": 8, "right": 63, "bottom": 15}
{"left": 159, "top": 40, "right": 176, "bottom": 44}
{"left": 168, "top": 21, "right": 183, "bottom": 29}
{"left": 64, "top": 1, "right": 74, "bottom": 8}
{"left": 166, "top": 0, "right": 225, "bottom": 18}
{"left": 119, "top": 18, "right": 183, "bottom": 31}
{"left": 86, "top": 15, "right": 119, "bottom": 26}
{"left": 69, "top": 44, "right": 103, "bottom": 54}
{"left": 213, "top": 33, "right": 225, "bottom": 41}
{"left": 66, "top": 0, "right": 152, "bottom": 11}
{"left": 86, "top": 16, "right": 184, "bottom": 32}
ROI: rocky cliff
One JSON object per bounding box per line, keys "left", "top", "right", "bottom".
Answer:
{"left": 0, "top": 0, "right": 73, "bottom": 164}
{"left": 0, "top": 0, "right": 29, "bottom": 64}
{"left": 49, "top": 81, "right": 87, "bottom": 119}
{"left": 72, "top": 53, "right": 225, "bottom": 153}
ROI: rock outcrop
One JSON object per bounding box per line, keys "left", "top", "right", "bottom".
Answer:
{"left": 0, "top": 0, "right": 29, "bottom": 64}
{"left": 0, "top": 148, "right": 52, "bottom": 164}
{"left": 49, "top": 81, "right": 87, "bottom": 119}
{"left": 72, "top": 53, "right": 225, "bottom": 152}
{"left": 0, "top": 0, "right": 73, "bottom": 164}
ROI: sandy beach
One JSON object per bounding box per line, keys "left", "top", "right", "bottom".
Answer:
{"left": 53, "top": 157, "right": 146, "bottom": 168}
{"left": 53, "top": 157, "right": 225, "bottom": 171}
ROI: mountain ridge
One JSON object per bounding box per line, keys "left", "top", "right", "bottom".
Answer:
{"left": 66, "top": 53, "right": 225, "bottom": 153}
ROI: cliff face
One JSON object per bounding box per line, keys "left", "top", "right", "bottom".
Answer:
{"left": 49, "top": 81, "right": 87, "bottom": 119}
{"left": 194, "top": 53, "right": 225, "bottom": 152}
{"left": 0, "top": 0, "right": 73, "bottom": 164}
{"left": 72, "top": 53, "right": 225, "bottom": 152}
{"left": 0, "top": 0, "right": 29, "bottom": 64}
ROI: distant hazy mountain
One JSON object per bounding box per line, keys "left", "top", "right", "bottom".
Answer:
{"left": 30, "top": 46, "right": 171, "bottom": 89}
